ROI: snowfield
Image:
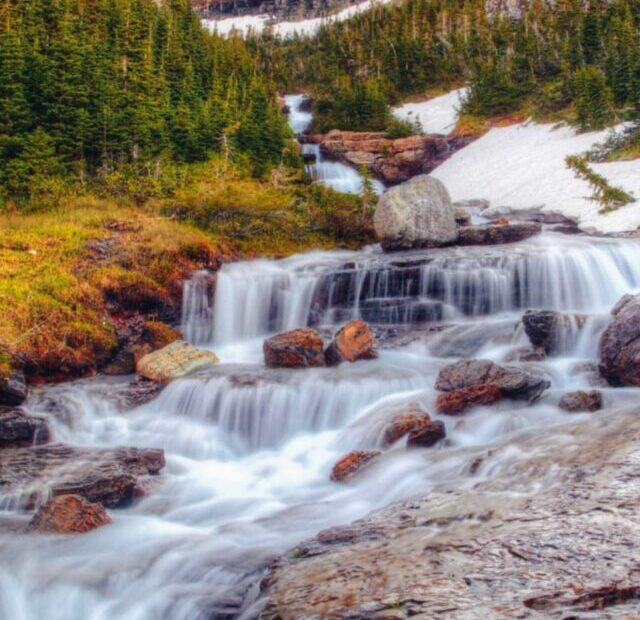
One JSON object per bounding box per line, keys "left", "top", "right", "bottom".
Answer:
{"left": 430, "top": 121, "right": 640, "bottom": 235}
{"left": 203, "top": 0, "right": 394, "bottom": 37}
{"left": 392, "top": 88, "right": 468, "bottom": 135}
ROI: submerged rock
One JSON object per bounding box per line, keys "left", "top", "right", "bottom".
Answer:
{"left": 436, "top": 359, "right": 550, "bottom": 402}
{"left": 29, "top": 494, "right": 112, "bottom": 534}
{"left": 136, "top": 340, "right": 219, "bottom": 383}
{"left": 331, "top": 450, "right": 381, "bottom": 482}
{"left": 325, "top": 320, "right": 377, "bottom": 366}
{"left": 406, "top": 420, "right": 446, "bottom": 448}
{"left": 264, "top": 328, "right": 325, "bottom": 368}
{"left": 436, "top": 383, "right": 502, "bottom": 415}
{"left": 559, "top": 390, "right": 603, "bottom": 413}
{"left": 0, "top": 408, "right": 50, "bottom": 447}
{"left": 457, "top": 222, "right": 541, "bottom": 246}
{"left": 374, "top": 175, "right": 458, "bottom": 251}
{"left": 599, "top": 293, "right": 640, "bottom": 386}
{"left": 383, "top": 403, "right": 432, "bottom": 446}
{"left": 0, "top": 370, "right": 28, "bottom": 407}
{"left": 0, "top": 444, "right": 165, "bottom": 508}
{"left": 522, "top": 309, "right": 585, "bottom": 355}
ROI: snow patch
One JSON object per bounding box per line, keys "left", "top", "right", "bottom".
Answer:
{"left": 203, "top": 0, "right": 394, "bottom": 38}
{"left": 430, "top": 121, "right": 640, "bottom": 235}
{"left": 392, "top": 88, "right": 468, "bottom": 136}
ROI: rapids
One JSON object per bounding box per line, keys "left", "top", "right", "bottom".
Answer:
{"left": 2, "top": 230, "right": 640, "bottom": 619}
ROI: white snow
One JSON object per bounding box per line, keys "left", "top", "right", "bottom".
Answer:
{"left": 203, "top": 0, "right": 394, "bottom": 38}
{"left": 429, "top": 120, "right": 640, "bottom": 235}
{"left": 392, "top": 88, "right": 468, "bottom": 136}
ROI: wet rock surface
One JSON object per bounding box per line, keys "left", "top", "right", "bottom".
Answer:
{"left": 457, "top": 222, "right": 542, "bottom": 246}
{"left": 260, "top": 409, "right": 640, "bottom": 619}
{"left": 264, "top": 328, "right": 326, "bottom": 368}
{"left": 325, "top": 320, "right": 377, "bottom": 365}
{"left": 383, "top": 403, "right": 433, "bottom": 446}
{"left": 0, "top": 370, "right": 28, "bottom": 406}
{"left": 436, "top": 359, "right": 550, "bottom": 402}
{"left": 0, "top": 408, "right": 50, "bottom": 447}
{"left": 0, "top": 444, "right": 165, "bottom": 508}
{"left": 136, "top": 340, "right": 219, "bottom": 383}
{"left": 599, "top": 293, "right": 640, "bottom": 386}
{"left": 522, "top": 309, "right": 586, "bottom": 355}
{"left": 559, "top": 390, "right": 603, "bottom": 413}
{"left": 436, "top": 383, "right": 502, "bottom": 415}
{"left": 29, "top": 494, "right": 112, "bottom": 534}
{"left": 331, "top": 450, "right": 381, "bottom": 482}
{"left": 406, "top": 419, "right": 446, "bottom": 448}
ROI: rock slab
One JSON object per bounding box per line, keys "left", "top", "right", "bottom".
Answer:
{"left": 374, "top": 175, "right": 458, "bottom": 251}
{"left": 264, "top": 328, "right": 325, "bottom": 368}
{"left": 136, "top": 340, "right": 219, "bottom": 383}
{"left": 0, "top": 408, "right": 50, "bottom": 447}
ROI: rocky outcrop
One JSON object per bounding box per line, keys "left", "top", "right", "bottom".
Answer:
{"left": 559, "top": 390, "right": 603, "bottom": 413}
{"left": 303, "top": 131, "right": 473, "bottom": 185}
{"left": 457, "top": 222, "right": 542, "bottom": 246}
{"left": 0, "top": 370, "right": 28, "bottom": 406}
{"left": 29, "top": 494, "right": 112, "bottom": 534}
{"left": 325, "top": 320, "right": 377, "bottom": 365}
{"left": 261, "top": 410, "right": 640, "bottom": 619}
{"left": 193, "top": 0, "right": 355, "bottom": 19}
{"left": 264, "top": 328, "right": 326, "bottom": 368}
{"left": 599, "top": 293, "right": 640, "bottom": 386}
{"left": 374, "top": 175, "right": 458, "bottom": 251}
{"left": 0, "top": 444, "right": 165, "bottom": 508}
{"left": 522, "top": 309, "right": 586, "bottom": 355}
{"left": 406, "top": 420, "right": 446, "bottom": 448}
{"left": 436, "top": 383, "right": 502, "bottom": 415}
{"left": 0, "top": 408, "right": 50, "bottom": 447}
{"left": 330, "top": 450, "right": 381, "bottom": 482}
{"left": 136, "top": 340, "right": 219, "bottom": 383}
{"left": 436, "top": 359, "right": 550, "bottom": 402}
{"left": 383, "top": 403, "right": 433, "bottom": 446}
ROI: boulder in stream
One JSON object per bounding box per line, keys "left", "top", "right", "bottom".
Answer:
{"left": 436, "top": 359, "right": 550, "bottom": 402}
{"left": 406, "top": 420, "right": 446, "bottom": 448}
{"left": 0, "top": 444, "right": 165, "bottom": 508}
{"left": 522, "top": 309, "right": 586, "bottom": 355}
{"left": 373, "top": 175, "right": 458, "bottom": 251}
{"left": 325, "top": 320, "right": 377, "bottom": 366}
{"left": 457, "top": 222, "right": 541, "bottom": 246}
{"left": 558, "top": 390, "right": 603, "bottom": 413}
{"left": 264, "top": 328, "right": 325, "bottom": 368}
{"left": 0, "top": 408, "right": 50, "bottom": 447}
{"left": 383, "top": 403, "right": 433, "bottom": 446}
{"left": 599, "top": 293, "right": 640, "bottom": 386}
{"left": 136, "top": 340, "right": 219, "bottom": 383}
{"left": 30, "top": 494, "right": 112, "bottom": 534}
{"left": 436, "top": 383, "right": 502, "bottom": 415}
{"left": 0, "top": 370, "right": 28, "bottom": 406}
{"left": 331, "top": 450, "right": 381, "bottom": 482}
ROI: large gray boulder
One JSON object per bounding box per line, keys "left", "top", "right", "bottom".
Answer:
{"left": 374, "top": 175, "right": 458, "bottom": 251}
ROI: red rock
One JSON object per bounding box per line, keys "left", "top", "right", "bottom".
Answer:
{"left": 264, "top": 328, "right": 325, "bottom": 368}
{"left": 436, "top": 383, "right": 502, "bottom": 415}
{"left": 30, "top": 494, "right": 112, "bottom": 534}
{"left": 383, "top": 403, "right": 432, "bottom": 446}
{"left": 406, "top": 420, "right": 446, "bottom": 448}
{"left": 493, "top": 217, "right": 510, "bottom": 225}
{"left": 325, "top": 320, "right": 377, "bottom": 366}
{"left": 558, "top": 390, "right": 603, "bottom": 413}
{"left": 330, "top": 450, "right": 381, "bottom": 482}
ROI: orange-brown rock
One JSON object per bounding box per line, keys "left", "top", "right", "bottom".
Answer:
{"left": 264, "top": 328, "right": 325, "bottom": 368}
{"left": 406, "top": 420, "right": 446, "bottom": 448}
{"left": 30, "top": 494, "right": 112, "bottom": 534}
{"left": 383, "top": 403, "right": 432, "bottom": 446}
{"left": 325, "top": 320, "right": 377, "bottom": 366}
{"left": 330, "top": 450, "right": 381, "bottom": 482}
{"left": 558, "top": 390, "right": 603, "bottom": 413}
{"left": 436, "top": 383, "right": 502, "bottom": 415}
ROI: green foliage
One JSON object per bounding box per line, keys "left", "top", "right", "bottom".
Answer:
{"left": 0, "top": 0, "right": 293, "bottom": 204}
{"left": 572, "top": 66, "right": 615, "bottom": 130}
{"left": 566, "top": 154, "right": 634, "bottom": 213}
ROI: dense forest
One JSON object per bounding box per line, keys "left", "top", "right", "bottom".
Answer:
{"left": 249, "top": 0, "right": 640, "bottom": 132}
{"left": 0, "top": 0, "right": 292, "bottom": 205}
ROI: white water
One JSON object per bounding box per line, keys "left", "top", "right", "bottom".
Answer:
{"left": 285, "top": 94, "right": 385, "bottom": 195}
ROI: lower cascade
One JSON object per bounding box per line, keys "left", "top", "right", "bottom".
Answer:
{"left": 3, "top": 231, "right": 640, "bottom": 619}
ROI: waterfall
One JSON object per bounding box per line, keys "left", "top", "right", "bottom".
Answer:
{"left": 183, "top": 233, "right": 640, "bottom": 347}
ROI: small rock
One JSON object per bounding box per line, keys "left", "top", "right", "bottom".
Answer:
{"left": 0, "top": 408, "right": 50, "bottom": 447}
{"left": 436, "top": 383, "right": 502, "bottom": 415}
{"left": 331, "top": 450, "right": 381, "bottom": 482}
{"left": 457, "top": 223, "right": 541, "bottom": 246}
{"left": 136, "top": 340, "right": 219, "bottom": 383}
{"left": 505, "top": 346, "right": 546, "bottom": 362}
{"left": 522, "top": 309, "right": 585, "bottom": 355}
{"left": 0, "top": 370, "right": 28, "bottom": 406}
{"left": 558, "top": 390, "right": 603, "bottom": 413}
{"left": 325, "top": 320, "right": 377, "bottom": 366}
{"left": 436, "top": 359, "right": 550, "bottom": 402}
{"left": 454, "top": 207, "right": 471, "bottom": 226}
{"left": 30, "top": 494, "right": 112, "bottom": 534}
{"left": 407, "top": 420, "right": 446, "bottom": 448}
{"left": 492, "top": 217, "right": 510, "bottom": 225}
{"left": 264, "top": 328, "right": 325, "bottom": 368}
{"left": 383, "top": 403, "right": 432, "bottom": 446}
